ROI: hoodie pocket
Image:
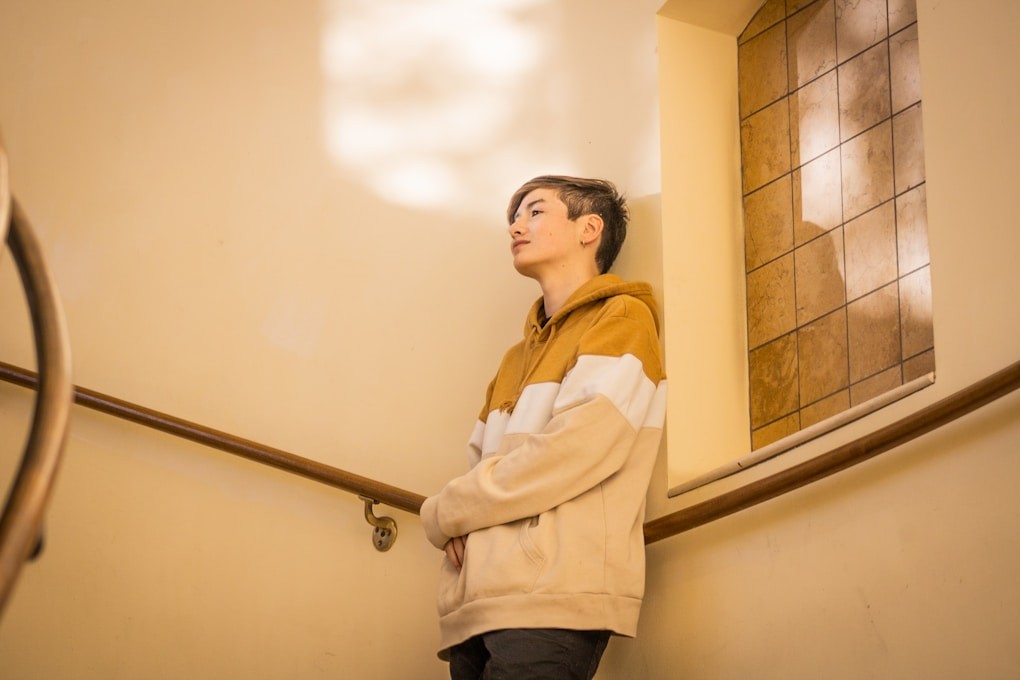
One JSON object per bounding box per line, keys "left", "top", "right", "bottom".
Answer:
{"left": 459, "top": 518, "right": 546, "bottom": 604}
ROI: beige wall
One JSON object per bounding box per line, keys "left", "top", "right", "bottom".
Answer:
{"left": 0, "top": 1, "right": 664, "bottom": 677}
{"left": 3, "top": 0, "right": 1019, "bottom": 678}
{"left": 599, "top": 0, "right": 1020, "bottom": 677}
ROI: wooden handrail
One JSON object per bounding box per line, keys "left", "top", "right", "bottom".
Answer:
{"left": 0, "top": 361, "right": 426, "bottom": 516}
{"left": 644, "top": 359, "right": 1020, "bottom": 543}
{"left": 3, "top": 355, "right": 1017, "bottom": 543}
{"left": 0, "top": 200, "right": 74, "bottom": 615}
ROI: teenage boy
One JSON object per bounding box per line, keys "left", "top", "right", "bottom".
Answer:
{"left": 420, "top": 175, "right": 667, "bottom": 680}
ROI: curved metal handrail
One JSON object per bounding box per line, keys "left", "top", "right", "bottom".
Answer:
{"left": 0, "top": 181, "right": 74, "bottom": 614}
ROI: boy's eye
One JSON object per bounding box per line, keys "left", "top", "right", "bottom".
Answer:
{"left": 531, "top": 209, "right": 542, "bottom": 217}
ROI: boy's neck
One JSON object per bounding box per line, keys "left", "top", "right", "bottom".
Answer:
{"left": 539, "top": 266, "right": 600, "bottom": 319}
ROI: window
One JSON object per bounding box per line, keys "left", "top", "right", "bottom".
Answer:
{"left": 738, "top": 0, "right": 934, "bottom": 450}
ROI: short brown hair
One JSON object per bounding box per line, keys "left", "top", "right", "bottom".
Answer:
{"left": 507, "top": 175, "right": 629, "bottom": 274}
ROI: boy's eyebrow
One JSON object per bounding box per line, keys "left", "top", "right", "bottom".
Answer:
{"left": 513, "top": 197, "right": 547, "bottom": 221}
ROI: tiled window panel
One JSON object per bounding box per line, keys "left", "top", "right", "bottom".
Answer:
{"left": 739, "top": 0, "right": 934, "bottom": 449}
{"left": 793, "top": 147, "right": 842, "bottom": 242}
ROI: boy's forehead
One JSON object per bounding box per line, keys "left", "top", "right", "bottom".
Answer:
{"left": 518, "top": 187, "right": 563, "bottom": 210}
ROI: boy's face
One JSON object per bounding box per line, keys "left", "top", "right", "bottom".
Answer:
{"left": 508, "top": 188, "right": 589, "bottom": 279}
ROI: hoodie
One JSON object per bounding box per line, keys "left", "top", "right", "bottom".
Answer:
{"left": 419, "top": 274, "right": 668, "bottom": 658}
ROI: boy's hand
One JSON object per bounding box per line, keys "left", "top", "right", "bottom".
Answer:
{"left": 444, "top": 535, "right": 467, "bottom": 570}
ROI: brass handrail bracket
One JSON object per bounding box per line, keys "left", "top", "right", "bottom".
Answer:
{"left": 359, "top": 496, "right": 397, "bottom": 552}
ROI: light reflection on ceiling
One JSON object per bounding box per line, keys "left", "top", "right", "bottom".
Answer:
{"left": 321, "top": 0, "right": 553, "bottom": 213}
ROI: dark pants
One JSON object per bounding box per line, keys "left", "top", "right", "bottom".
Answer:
{"left": 449, "top": 628, "right": 611, "bottom": 680}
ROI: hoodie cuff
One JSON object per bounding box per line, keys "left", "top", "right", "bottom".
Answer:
{"left": 419, "top": 495, "right": 450, "bottom": 549}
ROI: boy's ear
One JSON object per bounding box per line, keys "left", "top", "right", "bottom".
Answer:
{"left": 581, "top": 214, "right": 604, "bottom": 247}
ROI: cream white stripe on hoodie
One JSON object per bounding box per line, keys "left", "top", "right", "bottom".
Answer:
{"left": 643, "top": 378, "right": 669, "bottom": 428}
{"left": 477, "top": 355, "right": 663, "bottom": 457}
{"left": 504, "top": 382, "right": 560, "bottom": 436}
{"left": 556, "top": 353, "right": 659, "bottom": 431}
{"left": 467, "top": 420, "right": 486, "bottom": 466}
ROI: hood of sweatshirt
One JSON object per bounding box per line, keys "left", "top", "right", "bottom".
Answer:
{"left": 523, "top": 273, "right": 661, "bottom": 338}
